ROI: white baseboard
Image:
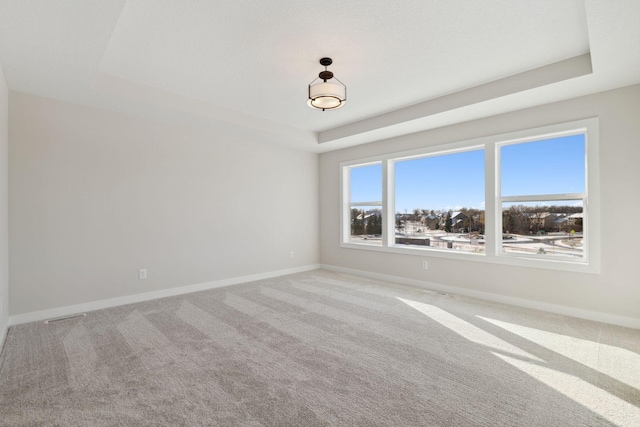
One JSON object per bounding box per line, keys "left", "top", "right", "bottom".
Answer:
{"left": 321, "top": 264, "right": 640, "bottom": 330}
{"left": 10, "top": 263, "right": 639, "bottom": 330}
{"left": 8, "top": 264, "right": 321, "bottom": 326}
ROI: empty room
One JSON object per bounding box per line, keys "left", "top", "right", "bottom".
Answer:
{"left": 0, "top": 1, "right": 639, "bottom": 425}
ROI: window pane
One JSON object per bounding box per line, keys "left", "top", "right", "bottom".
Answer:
{"left": 348, "top": 163, "right": 382, "bottom": 246}
{"left": 501, "top": 200, "right": 584, "bottom": 259}
{"left": 501, "top": 134, "right": 585, "bottom": 197}
{"left": 394, "top": 149, "right": 485, "bottom": 253}
{"left": 349, "top": 206, "right": 382, "bottom": 246}
{"left": 350, "top": 163, "right": 382, "bottom": 203}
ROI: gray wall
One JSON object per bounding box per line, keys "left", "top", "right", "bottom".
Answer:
{"left": 320, "top": 85, "right": 640, "bottom": 321}
{"left": 0, "top": 64, "right": 8, "bottom": 341}
{"left": 9, "top": 92, "right": 319, "bottom": 315}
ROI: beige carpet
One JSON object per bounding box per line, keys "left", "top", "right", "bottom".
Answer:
{"left": 1, "top": 269, "right": 639, "bottom": 426}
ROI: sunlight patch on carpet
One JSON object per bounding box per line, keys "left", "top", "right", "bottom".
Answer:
{"left": 493, "top": 352, "right": 640, "bottom": 427}
{"left": 396, "top": 297, "right": 543, "bottom": 361}
{"left": 479, "top": 316, "right": 640, "bottom": 391}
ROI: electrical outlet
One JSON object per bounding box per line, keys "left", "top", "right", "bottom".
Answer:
{"left": 421, "top": 260, "right": 429, "bottom": 270}
{"left": 139, "top": 269, "right": 147, "bottom": 280}
{"left": 289, "top": 251, "right": 295, "bottom": 259}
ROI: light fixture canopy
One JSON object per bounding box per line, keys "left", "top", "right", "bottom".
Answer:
{"left": 308, "top": 57, "right": 346, "bottom": 111}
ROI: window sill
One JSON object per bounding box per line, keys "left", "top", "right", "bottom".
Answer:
{"left": 339, "top": 241, "right": 599, "bottom": 274}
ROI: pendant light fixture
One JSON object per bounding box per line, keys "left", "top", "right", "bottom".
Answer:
{"left": 307, "top": 57, "right": 346, "bottom": 111}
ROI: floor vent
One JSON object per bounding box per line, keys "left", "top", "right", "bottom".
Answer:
{"left": 44, "top": 313, "right": 87, "bottom": 324}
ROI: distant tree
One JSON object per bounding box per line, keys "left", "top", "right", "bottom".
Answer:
{"left": 445, "top": 212, "right": 452, "bottom": 233}
{"left": 369, "top": 211, "right": 382, "bottom": 235}
{"left": 365, "top": 212, "right": 373, "bottom": 235}
{"left": 503, "top": 205, "right": 529, "bottom": 234}
{"left": 516, "top": 207, "right": 530, "bottom": 234}
{"left": 351, "top": 209, "right": 364, "bottom": 236}
{"left": 546, "top": 205, "right": 582, "bottom": 214}
{"left": 362, "top": 210, "right": 369, "bottom": 235}
{"left": 351, "top": 209, "right": 357, "bottom": 234}
{"left": 461, "top": 208, "right": 474, "bottom": 233}
{"left": 502, "top": 210, "right": 510, "bottom": 233}
{"left": 478, "top": 211, "right": 485, "bottom": 234}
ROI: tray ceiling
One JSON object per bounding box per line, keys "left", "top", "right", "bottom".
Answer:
{"left": 0, "top": 0, "right": 638, "bottom": 152}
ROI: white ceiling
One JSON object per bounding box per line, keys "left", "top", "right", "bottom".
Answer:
{"left": 0, "top": 0, "right": 638, "bottom": 153}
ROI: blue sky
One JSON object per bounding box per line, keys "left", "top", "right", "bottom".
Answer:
{"left": 501, "top": 134, "right": 585, "bottom": 197}
{"left": 395, "top": 149, "right": 485, "bottom": 212}
{"left": 350, "top": 163, "right": 383, "bottom": 203}
{"left": 350, "top": 134, "right": 585, "bottom": 212}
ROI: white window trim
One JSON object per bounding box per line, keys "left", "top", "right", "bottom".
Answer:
{"left": 339, "top": 118, "right": 600, "bottom": 274}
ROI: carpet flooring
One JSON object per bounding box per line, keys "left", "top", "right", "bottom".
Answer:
{"left": 0, "top": 269, "right": 639, "bottom": 426}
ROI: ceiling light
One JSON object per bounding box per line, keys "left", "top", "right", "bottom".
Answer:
{"left": 308, "top": 57, "right": 346, "bottom": 111}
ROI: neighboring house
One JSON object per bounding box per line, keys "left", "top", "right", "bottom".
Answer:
{"left": 566, "top": 212, "right": 583, "bottom": 226}
{"left": 529, "top": 212, "right": 559, "bottom": 230}
{"left": 448, "top": 211, "right": 469, "bottom": 232}
{"left": 421, "top": 214, "right": 440, "bottom": 230}
{"left": 552, "top": 216, "right": 567, "bottom": 231}
{"left": 451, "top": 219, "right": 466, "bottom": 232}
{"left": 367, "top": 209, "right": 382, "bottom": 219}
{"left": 451, "top": 211, "right": 468, "bottom": 223}
{"left": 357, "top": 210, "right": 381, "bottom": 223}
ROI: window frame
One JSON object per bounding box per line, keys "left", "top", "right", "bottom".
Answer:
{"left": 345, "top": 161, "right": 383, "bottom": 246}
{"left": 339, "top": 118, "right": 600, "bottom": 274}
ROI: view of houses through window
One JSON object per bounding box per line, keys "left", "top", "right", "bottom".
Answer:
{"left": 501, "top": 202, "right": 583, "bottom": 258}
{"left": 345, "top": 126, "right": 590, "bottom": 265}
{"left": 393, "top": 148, "right": 485, "bottom": 253}
{"left": 394, "top": 208, "right": 486, "bottom": 253}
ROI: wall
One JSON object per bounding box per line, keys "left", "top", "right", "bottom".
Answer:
{"left": 320, "top": 85, "right": 640, "bottom": 323}
{"left": 9, "top": 92, "right": 319, "bottom": 316}
{"left": 0, "top": 64, "right": 8, "bottom": 343}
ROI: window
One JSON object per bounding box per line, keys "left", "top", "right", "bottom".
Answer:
{"left": 340, "top": 119, "right": 600, "bottom": 273}
{"left": 499, "top": 134, "right": 586, "bottom": 261}
{"left": 393, "top": 148, "right": 485, "bottom": 253}
{"left": 345, "top": 162, "right": 382, "bottom": 246}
